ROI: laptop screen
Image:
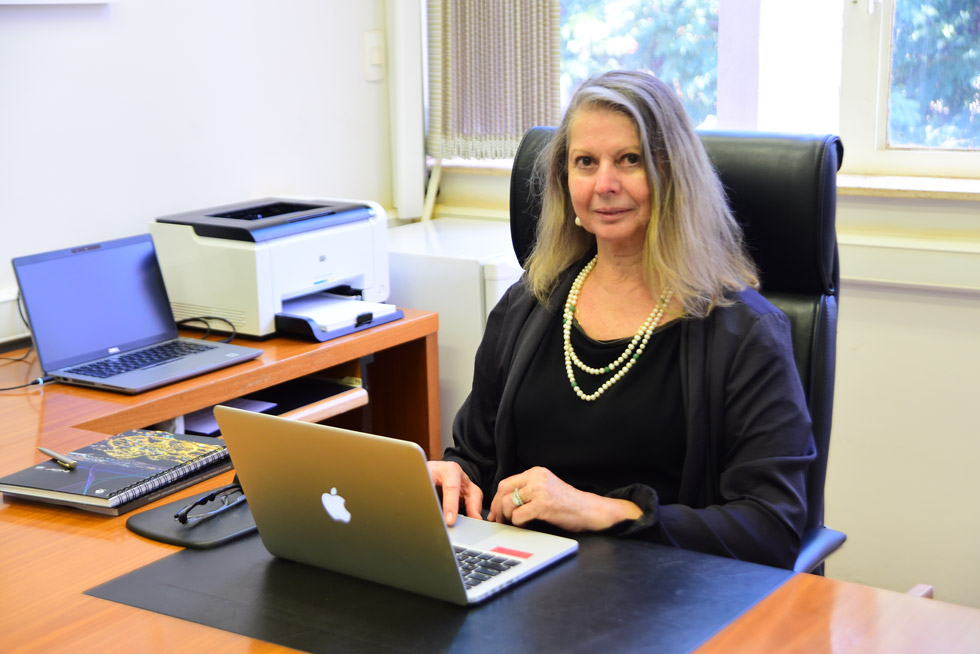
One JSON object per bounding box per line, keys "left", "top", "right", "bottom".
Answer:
{"left": 13, "top": 234, "right": 179, "bottom": 373}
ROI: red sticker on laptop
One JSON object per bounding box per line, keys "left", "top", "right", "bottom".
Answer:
{"left": 491, "top": 546, "right": 533, "bottom": 559}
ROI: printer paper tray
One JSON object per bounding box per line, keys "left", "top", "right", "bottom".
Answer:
{"left": 275, "top": 295, "right": 403, "bottom": 342}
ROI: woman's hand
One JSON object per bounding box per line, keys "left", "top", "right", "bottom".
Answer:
{"left": 426, "top": 460, "right": 484, "bottom": 525}
{"left": 489, "top": 466, "right": 643, "bottom": 532}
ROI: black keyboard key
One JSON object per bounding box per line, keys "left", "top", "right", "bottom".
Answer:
{"left": 453, "top": 544, "right": 524, "bottom": 592}
{"left": 480, "top": 560, "right": 509, "bottom": 572}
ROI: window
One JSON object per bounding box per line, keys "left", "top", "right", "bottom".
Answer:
{"left": 559, "top": 1, "right": 842, "bottom": 136}
{"left": 840, "top": 0, "right": 980, "bottom": 177}
{"left": 561, "top": 0, "right": 719, "bottom": 127}
{"left": 558, "top": 1, "right": 980, "bottom": 179}
{"left": 888, "top": 1, "right": 979, "bottom": 150}
{"left": 427, "top": 1, "right": 845, "bottom": 214}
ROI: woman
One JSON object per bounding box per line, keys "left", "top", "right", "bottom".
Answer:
{"left": 428, "top": 70, "right": 814, "bottom": 569}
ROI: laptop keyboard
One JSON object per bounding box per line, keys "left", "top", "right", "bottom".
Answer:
{"left": 66, "top": 341, "right": 217, "bottom": 378}
{"left": 453, "top": 545, "right": 523, "bottom": 589}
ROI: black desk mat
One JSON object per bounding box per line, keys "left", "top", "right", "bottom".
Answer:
{"left": 85, "top": 533, "right": 792, "bottom": 653}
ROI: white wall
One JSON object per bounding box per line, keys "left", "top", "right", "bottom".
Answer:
{"left": 828, "top": 279, "right": 980, "bottom": 606}
{"left": 0, "top": 0, "right": 390, "bottom": 342}
{"left": 826, "top": 195, "right": 980, "bottom": 608}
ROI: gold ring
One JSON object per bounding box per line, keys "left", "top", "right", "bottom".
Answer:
{"left": 512, "top": 487, "right": 524, "bottom": 507}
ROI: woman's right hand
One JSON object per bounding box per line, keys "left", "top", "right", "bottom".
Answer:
{"left": 426, "top": 460, "right": 484, "bottom": 525}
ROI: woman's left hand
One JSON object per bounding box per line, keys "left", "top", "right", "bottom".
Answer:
{"left": 488, "top": 466, "right": 643, "bottom": 532}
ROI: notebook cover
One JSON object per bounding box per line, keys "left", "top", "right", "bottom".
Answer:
{"left": 0, "top": 430, "right": 229, "bottom": 515}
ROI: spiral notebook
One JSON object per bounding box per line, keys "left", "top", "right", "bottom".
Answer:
{"left": 0, "top": 429, "right": 231, "bottom": 515}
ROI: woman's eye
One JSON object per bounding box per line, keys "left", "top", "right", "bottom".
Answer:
{"left": 573, "top": 156, "right": 595, "bottom": 168}
{"left": 622, "top": 153, "right": 641, "bottom": 165}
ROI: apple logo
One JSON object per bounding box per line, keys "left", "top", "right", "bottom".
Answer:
{"left": 321, "top": 487, "right": 352, "bottom": 523}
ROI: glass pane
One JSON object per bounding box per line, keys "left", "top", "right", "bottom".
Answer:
{"left": 561, "top": 0, "right": 719, "bottom": 128}
{"left": 888, "top": 0, "right": 980, "bottom": 150}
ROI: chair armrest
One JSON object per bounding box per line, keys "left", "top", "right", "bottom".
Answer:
{"left": 793, "top": 526, "right": 847, "bottom": 573}
{"left": 906, "top": 584, "right": 935, "bottom": 599}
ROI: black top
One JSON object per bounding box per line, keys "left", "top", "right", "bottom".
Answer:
{"left": 513, "top": 313, "right": 685, "bottom": 503}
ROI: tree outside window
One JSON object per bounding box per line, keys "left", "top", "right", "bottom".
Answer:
{"left": 561, "top": 0, "right": 719, "bottom": 128}
{"left": 889, "top": 0, "right": 980, "bottom": 150}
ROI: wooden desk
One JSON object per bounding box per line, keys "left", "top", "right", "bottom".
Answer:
{"left": 4, "top": 308, "right": 980, "bottom": 652}
{"left": 699, "top": 573, "right": 980, "bottom": 653}
{"left": 0, "top": 309, "right": 438, "bottom": 652}
{"left": 0, "top": 308, "right": 440, "bottom": 460}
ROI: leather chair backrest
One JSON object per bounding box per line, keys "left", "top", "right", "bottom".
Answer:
{"left": 509, "top": 127, "right": 843, "bottom": 532}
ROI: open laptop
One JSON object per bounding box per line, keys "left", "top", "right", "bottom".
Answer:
{"left": 214, "top": 405, "right": 578, "bottom": 605}
{"left": 12, "top": 234, "right": 262, "bottom": 394}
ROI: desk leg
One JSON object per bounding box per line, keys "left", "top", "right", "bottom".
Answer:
{"left": 332, "top": 333, "right": 441, "bottom": 459}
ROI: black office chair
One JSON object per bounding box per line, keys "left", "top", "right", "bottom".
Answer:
{"left": 509, "top": 127, "right": 846, "bottom": 574}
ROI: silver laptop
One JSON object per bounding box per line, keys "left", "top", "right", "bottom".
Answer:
{"left": 214, "top": 405, "right": 578, "bottom": 605}
{"left": 12, "top": 234, "right": 262, "bottom": 394}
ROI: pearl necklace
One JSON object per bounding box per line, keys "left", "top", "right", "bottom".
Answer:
{"left": 562, "top": 255, "right": 674, "bottom": 402}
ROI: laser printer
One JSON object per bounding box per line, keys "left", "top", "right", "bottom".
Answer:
{"left": 149, "top": 197, "right": 400, "bottom": 340}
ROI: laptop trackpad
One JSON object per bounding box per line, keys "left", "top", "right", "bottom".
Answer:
{"left": 448, "top": 515, "right": 504, "bottom": 543}
{"left": 448, "top": 516, "right": 575, "bottom": 561}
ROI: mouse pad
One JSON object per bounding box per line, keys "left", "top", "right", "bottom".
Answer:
{"left": 85, "top": 533, "right": 792, "bottom": 653}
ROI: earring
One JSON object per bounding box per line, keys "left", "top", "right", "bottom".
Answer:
{"left": 574, "top": 216, "right": 582, "bottom": 227}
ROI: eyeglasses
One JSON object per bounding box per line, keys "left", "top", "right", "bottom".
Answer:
{"left": 174, "top": 482, "right": 246, "bottom": 525}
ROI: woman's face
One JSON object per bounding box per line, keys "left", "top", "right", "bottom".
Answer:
{"left": 566, "top": 106, "right": 651, "bottom": 256}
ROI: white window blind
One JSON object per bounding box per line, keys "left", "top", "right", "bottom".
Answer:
{"left": 426, "top": 0, "right": 562, "bottom": 160}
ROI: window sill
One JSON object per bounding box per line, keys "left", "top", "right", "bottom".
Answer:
{"left": 837, "top": 174, "right": 980, "bottom": 202}
{"left": 430, "top": 158, "right": 512, "bottom": 175}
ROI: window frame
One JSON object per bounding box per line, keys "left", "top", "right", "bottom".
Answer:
{"left": 839, "top": 0, "right": 980, "bottom": 179}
